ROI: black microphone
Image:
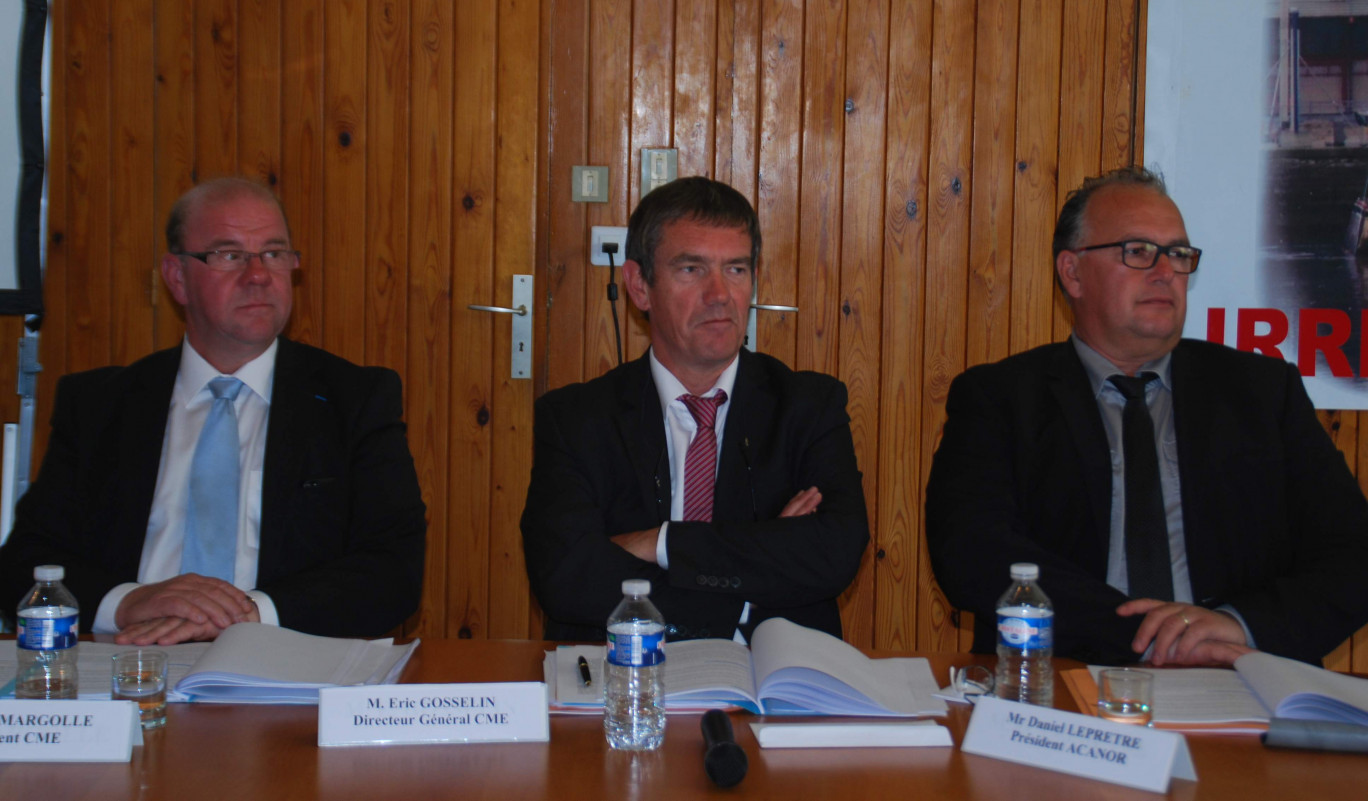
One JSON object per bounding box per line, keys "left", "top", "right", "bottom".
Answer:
{"left": 701, "top": 709, "right": 748, "bottom": 788}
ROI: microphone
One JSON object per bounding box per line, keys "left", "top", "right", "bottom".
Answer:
{"left": 701, "top": 709, "right": 748, "bottom": 788}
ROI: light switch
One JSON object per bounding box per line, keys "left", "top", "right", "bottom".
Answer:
{"left": 572, "top": 166, "right": 609, "bottom": 203}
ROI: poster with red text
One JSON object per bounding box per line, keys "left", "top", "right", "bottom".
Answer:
{"left": 1147, "top": 0, "right": 1368, "bottom": 409}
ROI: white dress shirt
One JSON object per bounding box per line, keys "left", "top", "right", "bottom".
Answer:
{"left": 648, "top": 350, "right": 752, "bottom": 642}
{"left": 93, "top": 339, "right": 281, "bottom": 632}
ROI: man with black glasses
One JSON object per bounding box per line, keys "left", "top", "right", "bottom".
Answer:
{"left": 0, "top": 177, "right": 426, "bottom": 644}
{"left": 927, "top": 166, "right": 1368, "bottom": 667}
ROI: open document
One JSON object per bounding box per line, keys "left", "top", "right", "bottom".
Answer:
{"left": 546, "top": 617, "right": 946, "bottom": 717}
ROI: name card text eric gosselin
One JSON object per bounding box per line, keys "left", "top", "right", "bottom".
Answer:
{"left": 318, "top": 682, "right": 549, "bottom": 747}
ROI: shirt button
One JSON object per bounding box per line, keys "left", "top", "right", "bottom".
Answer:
{"left": 696, "top": 575, "right": 708, "bottom": 586}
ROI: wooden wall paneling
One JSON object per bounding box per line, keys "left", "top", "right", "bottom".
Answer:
{"left": 753, "top": 0, "right": 802, "bottom": 363}
{"left": 916, "top": 0, "right": 975, "bottom": 652}
{"left": 543, "top": 0, "right": 589, "bottom": 387}
{"left": 280, "top": 0, "right": 325, "bottom": 348}
{"left": 625, "top": 0, "right": 675, "bottom": 362}
{"left": 1100, "top": 0, "right": 1138, "bottom": 170}
{"left": 673, "top": 0, "right": 717, "bottom": 180}
{"left": 194, "top": 0, "right": 238, "bottom": 180}
{"left": 33, "top": 3, "right": 70, "bottom": 469}
{"left": 322, "top": 0, "right": 368, "bottom": 363}
{"left": 1007, "top": 0, "right": 1061, "bottom": 356}
{"left": 873, "top": 0, "right": 932, "bottom": 652}
{"left": 152, "top": 0, "right": 196, "bottom": 351}
{"left": 713, "top": 0, "right": 759, "bottom": 201}
{"left": 488, "top": 0, "right": 541, "bottom": 639}
{"left": 109, "top": 0, "right": 156, "bottom": 369}
{"left": 1052, "top": 0, "right": 1106, "bottom": 342}
{"left": 448, "top": 0, "right": 497, "bottom": 639}
{"left": 63, "top": 0, "right": 112, "bottom": 374}
{"left": 793, "top": 0, "right": 845, "bottom": 375}
{"left": 832, "top": 0, "right": 889, "bottom": 651}
{"left": 238, "top": 0, "right": 282, "bottom": 186}
{"left": 964, "top": 0, "right": 1018, "bottom": 371}
{"left": 581, "top": 0, "right": 632, "bottom": 384}
{"left": 365, "top": 0, "right": 410, "bottom": 372}
{"left": 407, "top": 0, "right": 453, "bottom": 639}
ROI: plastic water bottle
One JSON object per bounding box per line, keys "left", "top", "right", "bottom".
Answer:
{"left": 994, "top": 562, "right": 1053, "bottom": 707}
{"left": 15, "top": 565, "right": 80, "bottom": 700}
{"left": 604, "top": 579, "right": 666, "bottom": 750}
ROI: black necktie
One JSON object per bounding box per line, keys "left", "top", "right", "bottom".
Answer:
{"left": 1108, "top": 373, "right": 1174, "bottom": 601}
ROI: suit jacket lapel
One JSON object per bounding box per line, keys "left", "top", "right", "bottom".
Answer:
{"left": 1047, "top": 343, "right": 1111, "bottom": 545}
{"left": 715, "top": 350, "right": 770, "bottom": 522}
{"left": 117, "top": 348, "right": 180, "bottom": 548}
{"left": 614, "top": 356, "right": 670, "bottom": 523}
{"left": 260, "top": 339, "right": 310, "bottom": 567}
{"left": 1168, "top": 341, "right": 1213, "bottom": 596}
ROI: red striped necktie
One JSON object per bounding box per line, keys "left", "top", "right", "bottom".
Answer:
{"left": 680, "top": 391, "right": 727, "bottom": 522}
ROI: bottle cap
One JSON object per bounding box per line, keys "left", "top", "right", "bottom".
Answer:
{"left": 34, "top": 565, "right": 64, "bottom": 581}
{"left": 1009, "top": 562, "right": 1039, "bottom": 581}
{"left": 622, "top": 579, "right": 651, "bottom": 596}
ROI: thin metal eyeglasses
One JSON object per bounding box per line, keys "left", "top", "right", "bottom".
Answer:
{"left": 1071, "top": 240, "right": 1201, "bottom": 274}
{"left": 177, "top": 249, "right": 301, "bottom": 272}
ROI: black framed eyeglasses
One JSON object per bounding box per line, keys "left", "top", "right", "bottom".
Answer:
{"left": 1072, "top": 240, "right": 1201, "bottom": 274}
{"left": 178, "top": 249, "right": 300, "bottom": 273}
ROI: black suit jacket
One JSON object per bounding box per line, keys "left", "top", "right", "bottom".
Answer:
{"left": 926, "top": 339, "right": 1368, "bottom": 665}
{"left": 521, "top": 349, "right": 869, "bottom": 642}
{"left": 0, "top": 339, "right": 427, "bottom": 637}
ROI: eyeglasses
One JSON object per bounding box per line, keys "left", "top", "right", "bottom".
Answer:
{"left": 1071, "top": 240, "right": 1201, "bottom": 274}
{"left": 178, "top": 249, "right": 300, "bottom": 273}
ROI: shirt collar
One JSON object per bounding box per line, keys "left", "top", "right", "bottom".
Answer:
{"left": 648, "top": 349, "right": 739, "bottom": 411}
{"left": 1070, "top": 335, "right": 1173, "bottom": 399}
{"left": 173, "top": 338, "right": 279, "bottom": 408}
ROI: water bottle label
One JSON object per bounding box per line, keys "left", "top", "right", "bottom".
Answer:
{"left": 17, "top": 614, "right": 79, "bottom": 651}
{"left": 997, "top": 612, "right": 1052, "bottom": 651}
{"left": 606, "top": 630, "right": 665, "bottom": 667}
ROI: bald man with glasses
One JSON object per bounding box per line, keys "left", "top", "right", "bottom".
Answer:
{"left": 0, "top": 177, "right": 426, "bottom": 644}
{"left": 926, "top": 166, "right": 1368, "bottom": 668}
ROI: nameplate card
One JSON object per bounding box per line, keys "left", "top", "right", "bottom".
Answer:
{"left": 0, "top": 700, "right": 143, "bottom": 762}
{"left": 318, "top": 682, "right": 550, "bottom": 747}
{"left": 961, "top": 697, "right": 1196, "bottom": 794}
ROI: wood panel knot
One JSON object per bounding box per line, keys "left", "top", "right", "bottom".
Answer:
{"left": 951, "top": 176, "right": 962, "bottom": 194}
{"left": 50, "top": 231, "right": 63, "bottom": 245}
{"left": 462, "top": 194, "right": 476, "bottom": 211}
{"left": 844, "top": 98, "right": 855, "bottom": 114}
{"left": 476, "top": 404, "right": 490, "bottom": 426}
{"left": 1017, "top": 160, "right": 1028, "bottom": 172}
{"left": 842, "top": 300, "right": 852, "bottom": 317}
{"left": 458, "top": 626, "right": 472, "bottom": 639}
{"left": 338, "top": 131, "right": 352, "bottom": 148}
{"left": 876, "top": 548, "right": 886, "bottom": 560}
{"left": 905, "top": 200, "right": 918, "bottom": 220}
{"left": 266, "top": 171, "right": 278, "bottom": 186}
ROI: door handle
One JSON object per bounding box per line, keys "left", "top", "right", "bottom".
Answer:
{"left": 466, "top": 274, "right": 533, "bottom": 379}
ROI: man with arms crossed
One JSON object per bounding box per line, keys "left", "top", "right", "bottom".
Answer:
{"left": 521, "top": 177, "right": 869, "bottom": 642}
{"left": 0, "top": 177, "right": 426, "bottom": 644}
{"left": 927, "top": 166, "right": 1368, "bottom": 666}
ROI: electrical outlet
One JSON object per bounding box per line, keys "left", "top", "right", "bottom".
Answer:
{"left": 590, "top": 226, "right": 628, "bottom": 266}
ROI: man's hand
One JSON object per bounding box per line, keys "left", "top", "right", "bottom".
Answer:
{"left": 610, "top": 529, "right": 660, "bottom": 562}
{"left": 779, "top": 486, "right": 822, "bottom": 517}
{"left": 1117, "top": 599, "right": 1251, "bottom": 666}
{"left": 115, "top": 574, "right": 256, "bottom": 631}
{"left": 115, "top": 601, "right": 260, "bottom": 645}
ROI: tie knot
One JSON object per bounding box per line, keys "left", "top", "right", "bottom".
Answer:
{"left": 1108, "top": 372, "right": 1158, "bottom": 402}
{"left": 208, "top": 376, "right": 244, "bottom": 402}
{"left": 679, "top": 391, "right": 727, "bottom": 430}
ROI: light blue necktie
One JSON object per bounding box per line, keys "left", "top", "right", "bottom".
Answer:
{"left": 180, "top": 376, "right": 244, "bottom": 583}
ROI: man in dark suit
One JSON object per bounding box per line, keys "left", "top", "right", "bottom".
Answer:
{"left": 521, "top": 177, "right": 869, "bottom": 642}
{"left": 927, "top": 166, "right": 1368, "bottom": 666}
{"left": 0, "top": 177, "right": 426, "bottom": 644}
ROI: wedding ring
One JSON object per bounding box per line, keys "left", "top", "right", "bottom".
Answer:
{"left": 1180, "top": 614, "right": 1191, "bottom": 626}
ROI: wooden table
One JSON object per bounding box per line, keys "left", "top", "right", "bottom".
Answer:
{"left": 3, "top": 639, "right": 1366, "bottom": 800}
